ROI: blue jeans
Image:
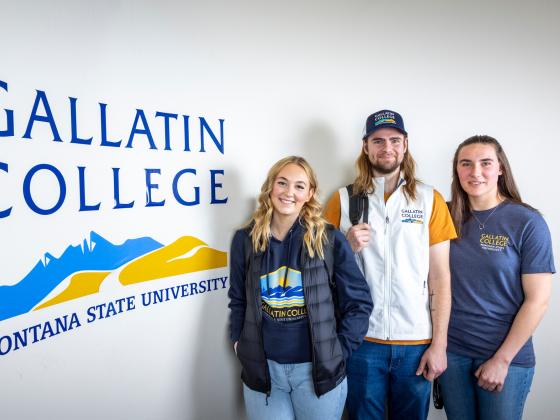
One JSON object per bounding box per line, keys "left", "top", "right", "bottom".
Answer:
{"left": 346, "top": 341, "right": 431, "bottom": 420}
{"left": 439, "top": 351, "right": 534, "bottom": 420}
{"left": 243, "top": 359, "right": 347, "bottom": 420}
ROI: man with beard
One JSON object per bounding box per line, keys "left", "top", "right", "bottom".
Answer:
{"left": 324, "top": 109, "right": 457, "bottom": 420}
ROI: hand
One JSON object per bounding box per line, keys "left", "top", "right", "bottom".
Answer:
{"left": 474, "top": 357, "right": 509, "bottom": 392}
{"left": 346, "top": 223, "right": 371, "bottom": 253}
{"left": 234, "top": 341, "right": 238, "bottom": 355}
{"left": 416, "top": 344, "right": 447, "bottom": 381}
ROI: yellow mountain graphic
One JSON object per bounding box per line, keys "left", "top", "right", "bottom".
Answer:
{"left": 34, "top": 271, "right": 110, "bottom": 311}
{"left": 119, "top": 236, "right": 227, "bottom": 285}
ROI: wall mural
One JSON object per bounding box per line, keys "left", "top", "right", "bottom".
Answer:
{"left": 0, "top": 78, "right": 229, "bottom": 356}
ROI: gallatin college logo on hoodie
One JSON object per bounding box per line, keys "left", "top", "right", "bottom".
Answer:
{"left": 260, "top": 266, "right": 307, "bottom": 321}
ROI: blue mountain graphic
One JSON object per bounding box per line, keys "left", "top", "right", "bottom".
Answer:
{"left": 262, "top": 285, "right": 304, "bottom": 299}
{"left": 402, "top": 218, "right": 422, "bottom": 224}
{"left": 0, "top": 232, "right": 163, "bottom": 321}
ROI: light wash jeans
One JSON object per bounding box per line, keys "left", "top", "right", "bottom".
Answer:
{"left": 439, "top": 351, "right": 534, "bottom": 420}
{"left": 243, "top": 359, "right": 347, "bottom": 420}
{"left": 346, "top": 341, "right": 431, "bottom": 420}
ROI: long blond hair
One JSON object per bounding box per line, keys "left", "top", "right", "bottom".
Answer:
{"left": 352, "top": 137, "right": 418, "bottom": 201}
{"left": 248, "top": 156, "right": 327, "bottom": 258}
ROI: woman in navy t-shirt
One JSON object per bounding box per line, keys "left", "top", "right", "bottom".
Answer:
{"left": 440, "top": 135, "right": 555, "bottom": 420}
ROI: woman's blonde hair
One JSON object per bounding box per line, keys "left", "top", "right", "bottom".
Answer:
{"left": 352, "top": 137, "right": 418, "bottom": 202}
{"left": 248, "top": 156, "right": 327, "bottom": 258}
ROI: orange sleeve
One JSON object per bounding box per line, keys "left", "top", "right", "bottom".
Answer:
{"left": 429, "top": 190, "right": 458, "bottom": 246}
{"left": 323, "top": 191, "right": 341, "bottom": 229}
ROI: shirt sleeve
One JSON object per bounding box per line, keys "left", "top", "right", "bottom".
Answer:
{"left": 520, "top": 212, "right": 556, "bottom": 274}
{"left": 332, "top": 229, "right": 373, "bottom": 359}
{"left": 429, "top": 190, "right": 458, "bottom": 246}
{"left": 228, "top": 229, "right": 248, "bottom": 342}
{"left": 324, "top": 191, "right": 341, "bottom": 229}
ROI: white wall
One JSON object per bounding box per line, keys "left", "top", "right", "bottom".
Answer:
{"left": 0, "top": 1, "right": 558, "bottom": 419}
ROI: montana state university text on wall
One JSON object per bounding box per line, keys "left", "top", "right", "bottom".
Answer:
{"left": 0, "top": 78, "right": 228, "bottom": 218}
{"left": 0, "top": 275, "right": 229, "bottom": 356}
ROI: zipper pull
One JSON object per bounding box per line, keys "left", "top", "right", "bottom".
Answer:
{"left": 423, "top": 280, "right": 427, "bottom": 294}
{"left": 385, "top": 216, "right": 389, "bottom": 224}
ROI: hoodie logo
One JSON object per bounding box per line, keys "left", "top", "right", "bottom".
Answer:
{"left": 260, "top": 266, "right": 307, "bottom": 321}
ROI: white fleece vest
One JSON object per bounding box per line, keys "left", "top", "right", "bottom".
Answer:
{"left": 339, "top": 177, "right": 433, "bottom": 341}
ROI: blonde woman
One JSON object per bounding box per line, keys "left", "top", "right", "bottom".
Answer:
{"left": 228, "top": 156, "right": 372, "bottom": 420}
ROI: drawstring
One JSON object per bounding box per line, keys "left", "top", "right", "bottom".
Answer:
{"left": 264, "top": 245, "right": 271, "bottom": 299}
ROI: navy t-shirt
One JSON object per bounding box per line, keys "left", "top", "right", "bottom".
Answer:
{"left": 448, "top": 202, "right": 555, "bottom": 367}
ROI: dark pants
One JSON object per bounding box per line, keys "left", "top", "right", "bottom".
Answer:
{"left": 346, "top": 341, "right": 431, "bottom": 420}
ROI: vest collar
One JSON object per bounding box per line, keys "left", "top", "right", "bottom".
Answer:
{"left": 371, "top": 172, "right": 406, "bottom": 199}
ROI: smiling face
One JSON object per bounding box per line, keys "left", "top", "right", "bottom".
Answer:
{"left": 363, "top": 127, "right": 407, "bottom": 176}
{"left": 270, "top": 163, "right": 313, "bottom": 222}
{"left": 456, "top": 143, "right": 503, "bottom": 207}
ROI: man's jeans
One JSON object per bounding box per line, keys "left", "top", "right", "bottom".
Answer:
{"left": 346, "top": 340, "right": 431, "bottom": 420}
{"left": 243, "top": 359, "right": 347, "bottom": 420}
{"left": 439, "top": 351, "right": 534, "bottom": 420}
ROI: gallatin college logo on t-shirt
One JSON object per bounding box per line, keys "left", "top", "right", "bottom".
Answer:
{"left": 479, "top": 233, "right": 510, "bottom": 252}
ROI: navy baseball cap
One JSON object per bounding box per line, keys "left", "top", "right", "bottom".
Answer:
{"left": 362, "top": 109, "right": 407, "bottom": 139}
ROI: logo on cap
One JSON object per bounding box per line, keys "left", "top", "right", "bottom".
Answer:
{"left": 363, "top": 109, "right": 407, "bottom": 139}
{"left": 375, "top": 118, "right": 396, "bottom": 126}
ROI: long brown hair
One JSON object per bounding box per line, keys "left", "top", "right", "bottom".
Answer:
{"left": 352, "top": 137, "right": 418, "bottom": 202}
{"left": 248, "top": 156, "right": 327, "bottom": 258}
{"left": 450, "top": 135, "right": 534, "bottom": 236}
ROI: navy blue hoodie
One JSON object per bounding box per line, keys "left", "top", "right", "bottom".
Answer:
{"left": 229, "top": 221, "right": 372, "bottom": 363}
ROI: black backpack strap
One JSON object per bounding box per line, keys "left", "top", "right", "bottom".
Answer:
{"left": 362, "top": 195, "right": 369, "bottom": 225}
{"left": 346, "top": 184, "right": 369, "bottom": 225}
